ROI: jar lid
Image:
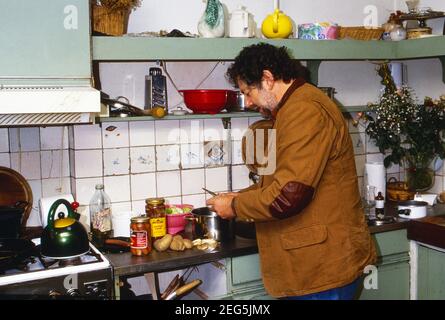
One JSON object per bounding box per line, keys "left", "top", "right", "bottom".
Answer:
{"left": 131, "top": 216, "right": 150, "bottom": 223}
{"left": 145, "top": 197, "right": 165, "bottom": 205}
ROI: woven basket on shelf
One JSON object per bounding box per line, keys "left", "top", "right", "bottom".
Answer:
{"left": 386, "top": 177, "right": 415, "bottom": 201}
{"left": 338, "top": 26, "right": 384, "bottom": 40}
{"left": 92, "top": 5, "right": 130, "bottom": 36}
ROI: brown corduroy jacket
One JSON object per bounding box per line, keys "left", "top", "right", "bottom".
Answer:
{"left": 233, "top": 82, "right": 377, "bottom": 298}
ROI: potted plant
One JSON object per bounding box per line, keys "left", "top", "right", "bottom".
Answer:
{"left": 359, "top": 63, "right": 445, "bottom": 192}
{"left": 91, "top": 0, "right": 142, "bottom": 36}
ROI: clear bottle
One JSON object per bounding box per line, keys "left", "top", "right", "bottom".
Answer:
{"left": 89, "top": 184, "right": 113, "bottom": 247}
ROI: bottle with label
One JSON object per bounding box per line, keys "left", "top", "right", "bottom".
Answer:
{"left": 89, "top": 184, "right": 113, "bottom": 247}
{"left": 130, "top": 216, "right": 152, "bottom": 256}
{"left": 145, "top": 198, "right": 166, "bottom": 242}
{"left": 375, "top": 192, "right": 385, "bottom": 219}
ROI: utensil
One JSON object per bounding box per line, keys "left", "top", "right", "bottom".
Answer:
{"left": 398, "top": 200, "right": 428, "bottom": 219}
{"left": 190, "top": 207, "right": 234, "bottom": 242}
{"left": 41, "top": 199, "right": 89, "bottom": 259}
{"left": 0, "top": 238, "right": 36, "bottom": 273}
{"left": 164, "top": 279, "right": 203, "bottom": 300}
{"left": 179, "top": 89, "right": 237, "bottom": 114}
{"left": 202, "top": 188, "right": 218, "bottom": 197}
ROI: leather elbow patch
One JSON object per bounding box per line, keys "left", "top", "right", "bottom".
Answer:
{"left": 269, "top": 181, "right": 314, "bottom": 219}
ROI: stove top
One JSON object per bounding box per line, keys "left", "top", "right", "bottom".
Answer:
{"left": 0, "top": 241, "right": 110, "bottom": 287}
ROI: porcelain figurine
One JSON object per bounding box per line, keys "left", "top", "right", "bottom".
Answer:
{"left": 198, "top": 0, "right": 225, "bottom": 38}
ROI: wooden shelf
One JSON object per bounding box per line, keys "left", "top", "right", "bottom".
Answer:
{"left": 92, "top": 36, "right": 445, "bottom": 61}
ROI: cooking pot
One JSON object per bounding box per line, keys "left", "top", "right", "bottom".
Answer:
{"left": 189, "top": 207, "right": 234, "bottom": 242}
{"left": 0, "top": 201, "right": 27, "bottom": 238}
{"left": 41, "top": 199, "right": 89, "bottom": 259}
{"left": 398, "top": 200, "right": 428, "bottom": 219}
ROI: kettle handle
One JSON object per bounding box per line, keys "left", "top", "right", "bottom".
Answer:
{"left": 47, "top": 199, "right": 75, "bottom": 229}
{"left": 273, "top": 9, "right": 280, "bottom": 33}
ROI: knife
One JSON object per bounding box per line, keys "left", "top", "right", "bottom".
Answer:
{"left": 164, "top": 279, "right": 202, "bottom": 300}
{"left": 202, "top": 188, "right": 218, "bottom": 197}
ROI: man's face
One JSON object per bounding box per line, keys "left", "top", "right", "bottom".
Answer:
{"left": 237, "top": 78, "right": 278, "bottom": 117}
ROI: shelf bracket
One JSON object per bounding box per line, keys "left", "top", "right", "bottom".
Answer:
{"left": 306, "top": 60, "right": 322, "bottom": 86}
{"left": 440, "top": 56, "right": 445, "bottom": 84}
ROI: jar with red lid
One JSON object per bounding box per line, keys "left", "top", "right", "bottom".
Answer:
{"left": 130, "top": 216, "right": 152, "bottom": 256}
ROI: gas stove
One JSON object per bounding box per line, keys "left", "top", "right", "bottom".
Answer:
{"left": 0, "top": 241, "right": 113, "bottom": 299}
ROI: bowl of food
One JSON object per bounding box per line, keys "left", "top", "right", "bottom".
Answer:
{"left": 179, "top": 89, "right": 237, "bottom": 114}
{"left": 166, "top": 204, "right": 193, "bottom": 235}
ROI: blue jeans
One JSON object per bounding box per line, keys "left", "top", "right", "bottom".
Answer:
{"left": 282, "top": 278, "right": 360, "bottom": 300}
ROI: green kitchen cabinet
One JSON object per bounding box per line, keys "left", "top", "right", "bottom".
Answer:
{"left": 0, "top": 0, "right": 91, "bottom": 85}
{"left": 417, "top": 244, "right": 445, "bottom": 300}
{"left": 358, "top": 229, "right": 410, "bottom": 300}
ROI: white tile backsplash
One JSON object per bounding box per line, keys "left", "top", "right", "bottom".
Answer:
{"left": 182, "top": 194, "right": 206, "bottom": 208}
{"left": 131, "top": 173, "right": 157, "bottom": 201}
{"left": 104, "top": 175, "right": 131, "bottom": 202}
{"left": 230, "top": 118, "right": 249, "bottom": 141}
{"left": 0, "top": 153, "right": 10, "bottom": 167}
{"left": 204, "top": 140, "right": 228, "bottom": 167}
{"left": 180, "top": 143, "right": 204, "bottom": 169}
{"left": 180, "top": 120, "right": 204, "bottom": 144}
{"left": 156, "top": 170, "right": 181, "bottom": 197}
{"left": 155, "top": 120, "right": 180, "bottom": 145}
{"left": 103, "top": 148, "right": 130, "bottom": 176}
{"left": 41, "top": 177, "right": 72, "bottom": 198}
{"left": 130, "top": 146, "right": 156, "bottom": 173}
{"left": 205, "top": 167, "right": 228, "bottom": 192}
{"left": 129, "top": 121, "right": 155, "bottom": 146}
{"left": 73, "top": 124, "right": 102, "bottom": 149}
{"left": 10, "top": 152, "right": 41, "bottom": 180}
{"left": 203, "top": 119, "right": 226, "bottom": 142}
{"left": 0, "top": 129, "right": 9, "bottom": 152}
{"left": 40, "top": 127, "right": 69, "bottom": 150}
{"left": 102, "top": 122, "right": 130, "bottom": 149}
{"left": 232, "top": 165, "right": 250, "bottom": 190}
{"left": 181, "top": 169, "right": 205, "bottom": 195}
{"left": 74, "top": 150, "right": 103, "bottom": 178}
{"left": 131, "top": 200, "right": 146, "bottom": 216}
{"left": 156, "top": 145, "right": 180, "bottom": 171}
{"left": 164, "top": 196, "right": 182, "bottom": 205}
{"left": 9, "top": 128, "right": 40, "bottom": 152}
{"left": 232, "top": 140, "right": 244, "bottom": 165}
{"left": 41, "top": 150, "right": 70, "bottom": 179}
{"left": 73, "top": 177, "right": 103, "bottom": 206}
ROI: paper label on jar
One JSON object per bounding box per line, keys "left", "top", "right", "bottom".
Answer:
{"left": 150, "top": 217, "right": 166, "bottom": 237}
{"left": 376, "top": 200, "right": 384, "bottom": 209}
{"left": 130, "top": 230, "right": 148, "bottom": 249}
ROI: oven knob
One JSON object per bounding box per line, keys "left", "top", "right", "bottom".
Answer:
{"left": 66, "top": 288, "right": 81, "bottom": 297}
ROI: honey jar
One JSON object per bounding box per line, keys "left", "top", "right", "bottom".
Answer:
{"left": 145, "top": 198, "right": 166, "bottom": 242}
{"left": 130, "top": 216, "right": 152, "bottom": 256}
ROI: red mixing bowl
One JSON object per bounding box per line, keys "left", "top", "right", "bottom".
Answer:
{"left": 179, "top": 89, "right": 237, "bottom": 114}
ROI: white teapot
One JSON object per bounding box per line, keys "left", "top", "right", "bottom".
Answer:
{"left": 229, "top": 6, "right": 256, "bottom": 38}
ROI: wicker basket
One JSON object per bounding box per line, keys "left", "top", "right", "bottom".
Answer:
{"left": 92, "top": 5, "right": 130, "bottom": 36}
{"left": 338, "top": 26, "right": 384, "bottom": 40}
{"left": 386, "top": 177, "right": 415, "bottom": 201}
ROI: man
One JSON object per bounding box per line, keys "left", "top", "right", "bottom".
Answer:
{"left": 207, "top": 43, "right": 376, "bottom": 300}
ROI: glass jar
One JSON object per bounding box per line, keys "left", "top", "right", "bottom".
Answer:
{"left": 89, "top": 184, "right": 113, "bottom": 247}
{"left": 145, "top": 198, "right": 166, "bottom": 241}
{"left": 130, "top": 216, "right": 152, "bottom": 256}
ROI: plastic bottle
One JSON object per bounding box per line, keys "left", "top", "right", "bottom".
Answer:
{"left": 89, "top": 184, "right": 113, "bottom": 246}
{"left": 375, "top": 192, "right": 385, "bottom": 219}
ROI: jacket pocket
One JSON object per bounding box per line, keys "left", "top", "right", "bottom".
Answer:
{"left": 280, "top": 224, "right": 328, "bottom": 250}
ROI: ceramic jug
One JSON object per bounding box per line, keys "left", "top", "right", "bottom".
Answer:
{"left": 229, "top": 6, "right": 256, "bottom": 38}
{"left": 261, "top": 9, "right": 293, "bottom": 39}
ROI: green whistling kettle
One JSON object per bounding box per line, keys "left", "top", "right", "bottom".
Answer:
{"left": 41, "top": 199, "right": 89, "bottom": 259}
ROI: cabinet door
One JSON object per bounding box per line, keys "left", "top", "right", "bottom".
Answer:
{"left": 0, "top": 0, "right": 91, "bottom": 80}
{"left": 418, "top": 245, "right": 445, "bottom": 300}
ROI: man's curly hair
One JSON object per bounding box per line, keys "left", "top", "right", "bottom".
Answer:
{"left": 226, "top": 43, "right": 310, "bottom": 88}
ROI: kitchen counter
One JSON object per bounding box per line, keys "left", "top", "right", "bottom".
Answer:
{"left": 106, "top": 236, "right": 258, "bottom": 277}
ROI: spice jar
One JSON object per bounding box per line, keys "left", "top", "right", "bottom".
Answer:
{"left": 130, "top": 216, "right": 152, "bottom": 256}
{"left": 145, "top": 198, "right": 166, "bottom": 242}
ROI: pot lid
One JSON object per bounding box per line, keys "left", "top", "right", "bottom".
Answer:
{"left": 54, "top": 218, "right": 76, "bottom": 228}
{"left": 398, "top": 200, "right": 428, "bottom": 207}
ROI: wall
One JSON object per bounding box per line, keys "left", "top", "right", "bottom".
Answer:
{"left": 1, "top": 0, "right": 445, "bottom": 298}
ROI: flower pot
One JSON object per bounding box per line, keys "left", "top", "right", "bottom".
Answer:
{"left": 406, "top": 166, "right": 435, "bottom": 192}
{"left": 92, "top": 5, "right": 130, "bottom": 36}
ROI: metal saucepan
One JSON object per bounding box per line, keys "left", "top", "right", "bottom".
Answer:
{"left": 188, "top": 207, "right": 234, "bottom": 242}
{"left": 398, "top": 200, "right": 428, "bottom": 219}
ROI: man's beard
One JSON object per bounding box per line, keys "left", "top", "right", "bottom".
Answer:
{"left": 257, "top": 90, "right": 278, "bottom": 119}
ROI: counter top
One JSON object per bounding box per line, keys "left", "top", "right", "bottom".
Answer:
{"left": 106, "top": 236, "right": 258, "bottom": 277}
{"left": 407, "top": 203, "right": 445, "bottom": 249}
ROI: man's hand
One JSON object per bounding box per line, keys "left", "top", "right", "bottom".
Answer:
{"left": 206, "top": 192, "right": 239, "bottom": 219}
